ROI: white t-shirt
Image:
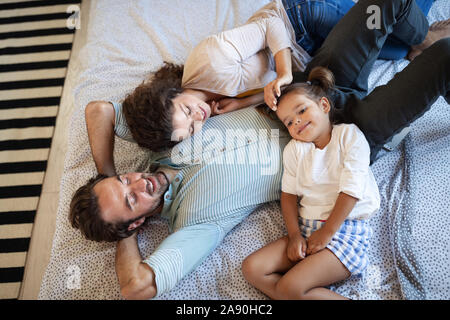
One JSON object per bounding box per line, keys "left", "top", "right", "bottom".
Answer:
{"left": 282, "top": 124, "right": 380, "bottom": 221}
{"left": 181, "top": 0, "right": 311, "bottom": 97}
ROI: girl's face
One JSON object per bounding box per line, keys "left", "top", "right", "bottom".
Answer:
{"left": 171, "top": 93, "right": 212, "bottom": 142}
{"left": 276, "top": 91, "right": 331, "bottom": 148}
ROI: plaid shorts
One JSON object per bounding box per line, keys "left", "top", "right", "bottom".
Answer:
{"left": 299, "top": 217, "right": 373, "bottom": 275}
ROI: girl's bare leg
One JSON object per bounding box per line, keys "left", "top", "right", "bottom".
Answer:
{"left": 275, "top": 248, "right": 351, "bottom": 300}
{"left": 243, "top": 237, "right": 351, "bottom": 300}
{"left": 242, "top": 236, "right": 296, "bottom": 298}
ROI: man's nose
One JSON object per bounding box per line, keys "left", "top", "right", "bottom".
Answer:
{"left": 131, "top": 178, "right": 147, "bottom": 193}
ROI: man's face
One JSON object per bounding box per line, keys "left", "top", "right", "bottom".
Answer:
{"left": 93, "top": 171, "right": 170, "bottom": 226}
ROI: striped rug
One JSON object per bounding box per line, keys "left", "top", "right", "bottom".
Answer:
{"left": 0, "top": 0, "right": 80, "bottom": 300}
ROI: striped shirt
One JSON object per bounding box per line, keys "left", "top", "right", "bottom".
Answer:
{"left": 112, "top": 102, "right": 291, "bottom": 296}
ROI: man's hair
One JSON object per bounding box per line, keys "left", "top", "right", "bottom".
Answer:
{"left": 69, "top": 174, "right": 143, "bottom": 242}
{"left": 123, "top": 62, "right": 184, "bottom": 152}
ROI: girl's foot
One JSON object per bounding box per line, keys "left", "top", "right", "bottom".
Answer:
{"left": 407, "top": 19, "right": 450, "bottom": 61}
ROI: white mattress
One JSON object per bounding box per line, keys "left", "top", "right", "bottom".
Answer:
{"left": 39, "top": 0, "right": 449, "bottom": 299}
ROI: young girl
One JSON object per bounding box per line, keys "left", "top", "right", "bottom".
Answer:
{"left": 242, "top": 66, "right": 381, "bottom": 300}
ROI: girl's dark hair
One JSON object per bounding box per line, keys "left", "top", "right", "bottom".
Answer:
{"left": 122, "top": 62, "right": 184, "bottom": 152}
{"left": 279, "top": 66, "right": 339, "bottom": 123}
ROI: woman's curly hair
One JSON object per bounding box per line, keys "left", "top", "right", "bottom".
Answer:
{"left": 123, "top": 62, "right": 184, "bottom": 152}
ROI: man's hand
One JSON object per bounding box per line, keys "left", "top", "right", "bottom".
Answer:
{"left": 211, "top": 98, "right": 241, "bottom": 115}
{"left": 116, "top": 234, "right": 157, "bottom": 300}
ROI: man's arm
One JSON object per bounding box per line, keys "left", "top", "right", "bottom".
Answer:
{"left": 115, "top": 234, "right": 157, "bottom": 300}
{"left": 85, "top": 101, "right": 116, "bottom": 176}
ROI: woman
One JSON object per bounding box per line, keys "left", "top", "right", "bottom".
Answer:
{"left": 85, "top": 0, "right": 447, "bottom": 176}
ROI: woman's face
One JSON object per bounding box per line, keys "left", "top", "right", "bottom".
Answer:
{"left": 276, "top": 91, "right": 331, "bottom": 147}
{"left": 171, "top": 93, "right": 212, "bottom": 142}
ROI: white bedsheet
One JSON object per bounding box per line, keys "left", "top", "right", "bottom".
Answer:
{"left": 39, "top": 0, "right": 449, "bottom": 299}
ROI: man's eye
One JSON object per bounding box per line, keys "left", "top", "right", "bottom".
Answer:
{"left": 186, "top": 106, "right": 192, "bottom": 115}
{"left": 298, "top": 107, "right": 306, "bottom": 114}
{"left": 287, "top": 121, "right": 292, "bottom": 127}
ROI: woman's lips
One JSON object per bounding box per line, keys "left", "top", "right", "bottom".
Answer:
{"left": 199, "top": 106, "right": 208, "bottom": 121}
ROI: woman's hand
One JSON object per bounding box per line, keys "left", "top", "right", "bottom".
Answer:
{"left": 286, "top": 233, "right": 307, "bottom": 262}
{"left": 264, "top": 74, "right": 293, "bottom": 111}
{"left": 306, "top": 227, "right": 334, "bottom": 256}
{"left": 211, "top": 98, "right": 241, "bottom": 115}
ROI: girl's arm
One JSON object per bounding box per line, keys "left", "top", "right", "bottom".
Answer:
{"left": 281, "top": 191, "right": 307, "bottom": 261}
{"left": 85, "top": 101, "right": 117, "bottom": 176}
{"left": 306, "top": 192, "right": 358, "bottom": 256}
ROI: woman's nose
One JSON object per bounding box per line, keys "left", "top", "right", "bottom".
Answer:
{"left": 193, "top": 109, "right": 203, "bottom": 122}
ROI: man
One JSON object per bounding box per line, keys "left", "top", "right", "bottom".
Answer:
{"left": 70, "top": 106, "right": 291, "bottom": 299}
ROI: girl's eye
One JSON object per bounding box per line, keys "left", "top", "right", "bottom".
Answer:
{"left": 287, "top": 121, "right": 292, "bottom": 127}
{"left": 297, "top": 107, "right": 306, "bottom": 114}
{"left": 126, "top": 178, "right": 130, "bottom": 184}
{"left": 186, "top": 106, "right": 192, "bottom": 115}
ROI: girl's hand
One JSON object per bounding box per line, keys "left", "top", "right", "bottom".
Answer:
{"left": 211, "top": 98, "right": 241, "bottom": 115}
{"left": 286, "top": 234, "right": 307, "bottom": 262}
{"left": 264, "top": 74, "right": 293, "bottom": 111}
{"left": 306, "top": 227, "right": 334, "bottom": 256}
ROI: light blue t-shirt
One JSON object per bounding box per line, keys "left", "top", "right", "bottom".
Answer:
{"left": 112, "top": 102, "right": 290, "bottom": 297}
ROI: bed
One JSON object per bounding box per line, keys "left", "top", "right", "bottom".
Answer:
{"left": 39, "top": 0, "right": 450, "bottom": 300}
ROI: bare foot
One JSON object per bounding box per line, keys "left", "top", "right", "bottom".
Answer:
{"left": 407, "top": 19, "right": 450, "bottom": 61}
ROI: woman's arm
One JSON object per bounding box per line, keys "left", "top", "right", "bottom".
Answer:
{"left": 116, "top": 234, "right": 157, "bottom": 300}
{"left": 85, "top": 101, "right": 116, "bottom": 176}
{"left": 264, "top": 48, "right": 293, "bottom": 110}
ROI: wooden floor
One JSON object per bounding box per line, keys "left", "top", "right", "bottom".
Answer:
{"left": 19, "top": 0, "right": 90, "bottom": 300}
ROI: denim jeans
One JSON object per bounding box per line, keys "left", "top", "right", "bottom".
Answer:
{"left": 291, "top": 0, "right": 450, "bottom": 162}
{"left": 282, "top": 0, "right": 434, "bottom": 59}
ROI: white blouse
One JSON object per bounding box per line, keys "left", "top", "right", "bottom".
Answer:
{"left": 282, "top": 123, "right": 381, "bottom": 221}
{"left": 181, "top": 0, "right": 311, "bottom": 97}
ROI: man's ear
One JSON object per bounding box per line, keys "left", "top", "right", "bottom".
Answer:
{"left": 127, "top": 217, "right": 146, "bottom": 232}
{"left": 320, "top": 97, "right": 331, "bottom": 113}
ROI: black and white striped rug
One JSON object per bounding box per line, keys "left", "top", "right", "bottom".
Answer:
{"left": 0, "top": 0, "right": 80, "bottom": 300}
